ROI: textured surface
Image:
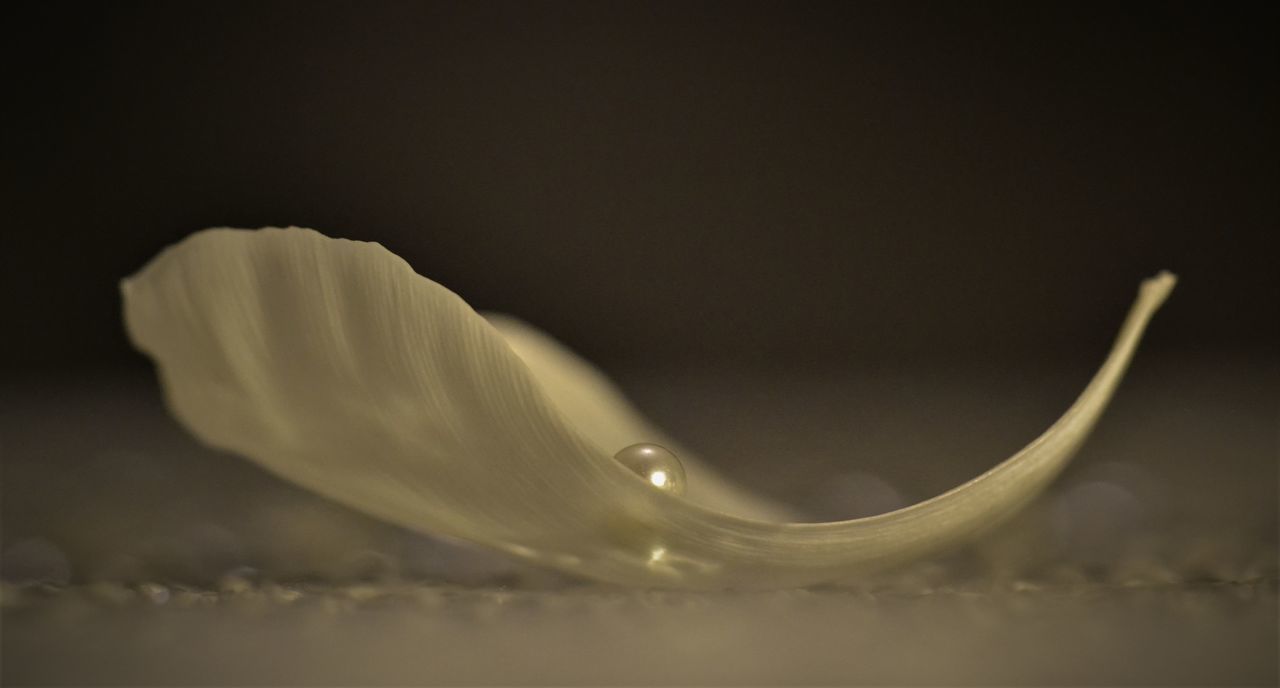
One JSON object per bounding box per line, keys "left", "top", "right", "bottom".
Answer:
{"left": 2, "top": 352, "right": 1275, "bottom": 684}
{"left": 4, "top": 580, "right": 1274, "bottom": 686}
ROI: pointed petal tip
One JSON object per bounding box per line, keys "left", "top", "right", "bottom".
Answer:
{"left": 1143, "top": 271, "right": 1177, "bottom": 303}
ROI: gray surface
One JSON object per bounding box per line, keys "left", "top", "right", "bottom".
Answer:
{"left": 4, "top": 581, "right": 1274, "bottom": 686}
{"left": 2, "top": 352, "right": 1277, "bottom": 684}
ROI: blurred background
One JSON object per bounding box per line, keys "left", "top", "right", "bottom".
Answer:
{"left": 4, "top": 1, "right": 1277, "bottom": 373}
{"left": 3, "top": 2, "right": 1276, "bottom": 685}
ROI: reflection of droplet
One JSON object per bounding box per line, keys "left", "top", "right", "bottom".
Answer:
{"left": 1, "top": 538, "right": 71, "bottom": 586}
{"left": 614, "top": 443, "right": 687, "bottom": 496}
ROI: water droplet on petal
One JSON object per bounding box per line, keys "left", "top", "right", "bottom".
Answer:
{"left": 614, "top": 443, "right": 686, "bottom": 496}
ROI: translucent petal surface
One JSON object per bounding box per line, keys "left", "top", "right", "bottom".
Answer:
{"left": 122, "top": 227, "right": 1175, "bottom": 588}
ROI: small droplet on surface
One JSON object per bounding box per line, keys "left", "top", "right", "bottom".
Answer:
{"left": 614, "top": 443, "right": 687, "bottom": 496}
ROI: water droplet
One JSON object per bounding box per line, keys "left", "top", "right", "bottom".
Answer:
{"left": 614, "top": 443, "right": 686, "bottom": 496}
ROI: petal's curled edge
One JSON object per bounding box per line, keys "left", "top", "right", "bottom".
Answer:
{"left": 123, "top": 228, "right": 1174, "bottom": 589}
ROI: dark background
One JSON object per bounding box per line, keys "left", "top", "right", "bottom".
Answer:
{"left": 4, "top": 1, "right": 1276, "bottom": 378}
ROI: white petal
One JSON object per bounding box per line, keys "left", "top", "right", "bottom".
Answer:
{"left": 122, "top": 227, "right": 1175, "bottom": 589}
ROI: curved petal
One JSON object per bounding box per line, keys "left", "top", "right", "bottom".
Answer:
{"left": 122, "top": 227, "right": 1174, "bottom": 589}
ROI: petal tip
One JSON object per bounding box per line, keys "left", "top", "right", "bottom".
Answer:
{"left": 1141, "top": 270, "right": 1177, "bottom": 306}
